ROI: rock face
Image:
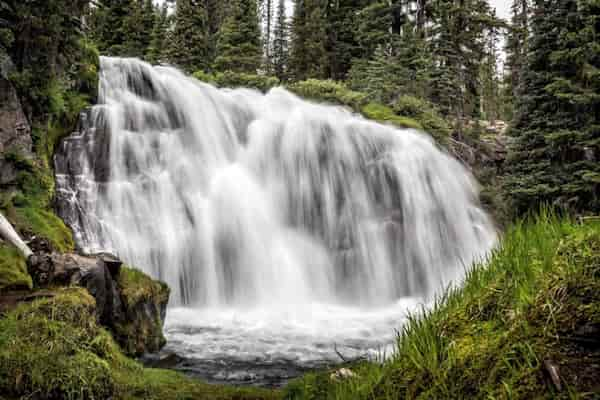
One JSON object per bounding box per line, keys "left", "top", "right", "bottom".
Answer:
{"left": 27, "top": 252, "right": 169, "bottom": 356}
{"left": 0, "top": 52, "right": 34, "bottom": 186}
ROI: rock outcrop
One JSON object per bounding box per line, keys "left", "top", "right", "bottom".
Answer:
{"left": 26, "top": 252, "right": 169, "bottom": 356}
{"left": 0, "top": 53, "right": 34, "bottom": 187}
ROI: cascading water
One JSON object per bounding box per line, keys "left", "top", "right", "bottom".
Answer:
{"left": 55, "top": 57, "right": 497, "bottom": 385}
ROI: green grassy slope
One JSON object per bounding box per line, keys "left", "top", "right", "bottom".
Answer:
{"left": 284, "top": 212, "right": 600, "bottom": 399}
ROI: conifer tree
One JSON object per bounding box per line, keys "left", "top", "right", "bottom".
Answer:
{"left": 271, "top": 0, "right": 289, "bottom": 80}
{"left": 146, "top": 2, "right": 169, "bottom": 64}
{"left": 428, "top": 0, "right": 499, "bottom": 126}
{"left": 349, "top": 19, "right": 432, "bottom": 103}
{"left": 213, "top": 0, "right": 262, "bottom": 73}
{"left": 480, "top": 12, "right": 502, "bottom": 122}
{"left": 505, "top": 0, "right": 600, "bottom": 214}
{"left": 325, "top": 0, "right": 370, "bottom": 80}
{"left": 505, "top": 0, "right": 530, "bottom": 101}
{"left": 289, "top": 0, "right": 328, "bottom": 80}
{"left": 89, "top": 0, "right": 134, "bottom": 56}
{"left": 260, "top": 0, "right": 275, "bottom": 73}
{"left": 164, "top": 0, "right": 211, "bottom": 72}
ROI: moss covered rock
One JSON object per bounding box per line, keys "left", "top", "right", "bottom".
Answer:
{"left": 0, "top": 244, "right": 32, "bottom": 292}
{"left": 115, "top": 266, "right": 170, "bottom": 356}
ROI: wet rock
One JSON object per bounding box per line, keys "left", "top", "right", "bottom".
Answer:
{"left": 141, "top": 352, "right": 183, "bottom": 368}
{"left": 330, "top": 368, "right": 357, "bottom": 381}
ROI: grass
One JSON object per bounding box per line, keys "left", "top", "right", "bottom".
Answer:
{"left": 284, "top": 211, "right": 600, "bottom": 399}
{"left": 0, "top": 287, "right": 280, "bottom": 400}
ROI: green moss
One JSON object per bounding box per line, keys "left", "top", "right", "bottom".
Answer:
{"left": 361, "top": 103, "right": 423, "bottom": 130}
{"left": 114, "top": 267, "right": 170, "bottom": 355}
{"left": 284, "top": 212, "right": 600, "bottom": 399}
{"left": 193, "top": 70, "right": 280, "bottom": 93}
{"left": 0, "top": 287, "right": 280, "bottom": 400}
{"left": 0, "top": 245, "right": 32, "bottom": 292}
{"left": 12, "top": 207, "right": 74, "bottom": 252}
{"left": 288, "top": 79, "right": 368, "bottom": 111}
{"left": 392, "top": 96, "right": 451, "bottom": 143}
{"left": 118, "top": 266, "right": 169, "bottom": 310}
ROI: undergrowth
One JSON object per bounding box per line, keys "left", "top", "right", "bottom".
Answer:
{"left": 284, "top": 211, "right": 600, "bottom": 399}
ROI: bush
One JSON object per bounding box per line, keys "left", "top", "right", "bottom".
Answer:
{"left": 287, "top": 79, "right": 368, "bottom": 111}
{"left": 392, "top": 95, "right": 451, "bottom": 143}
{"left": 193, "top": 70, "right": 280, "bottom": 93}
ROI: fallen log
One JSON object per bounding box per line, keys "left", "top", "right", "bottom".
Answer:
{"left": 0, "top": 212, "right": 33, "bottom": 259}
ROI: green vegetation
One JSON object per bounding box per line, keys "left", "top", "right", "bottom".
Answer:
{"left": 193, "top": 70, "right": 281, "bottom": 93}
{"left": 504, "top": 0, "right": 600, "bottom": 215}
{"left": 1, "top": 151, "right": 74, "bottom": 252}
{"left": 284, "top": 212, "right": 600, "bottom": 399}
{"left": 0, "top": 287, "right": 280, "bottom": 400}
{"left": 118, "top": 266, "right": 170, "bottom": 310}
{"left": 214, "top": 0, "right": 262, "bottom": 73}
{"left": 0, "top": 245, "right": 32, "bottom": 292}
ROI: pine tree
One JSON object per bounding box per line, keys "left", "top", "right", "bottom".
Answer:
{"left": 89, "top": 0, "right": 134, "bottom": 56}
{"left": 146, "top": 2, "right": 169, "bottom": 64}
{"left": 260, "top": 0, "right": 275, "bottom": 73}
{"left": 505, "top": 0, "right": 600, "bottom": 214}
{"left": 480, "top": 11, "right": 502, "bottom": 122}
{"left": 349, "top": 19, "right": 432, "bottom": 103}
{"left": 213, "top": 0, "right": 262, "bottom": 73}
{"left": 503, "top": 0, "right": 530, "bottom": 121}
{"left": 164, "top": 0, "right": 211, "bottom": 72}
{"left": 325, "top": 0, "right": 370, "bottom": 80}
{"left": 271, "top": 0, "right": 289, "bottom": 80}
{"left": 289, "top": 0, "right": 328, "bottom": 80}
{"left": 428, "top": 0, "right": 499, "bottom": 128}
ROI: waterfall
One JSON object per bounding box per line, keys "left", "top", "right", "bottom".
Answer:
{"left": 55, "top": 57, "right": 496, "bottom": 309}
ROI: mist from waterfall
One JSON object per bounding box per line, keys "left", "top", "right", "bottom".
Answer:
{"left": 56, "top": 56, "right": 496, "bottom": 308}
{"left": 55, "top": 57, "right": 496, "bottom": 383}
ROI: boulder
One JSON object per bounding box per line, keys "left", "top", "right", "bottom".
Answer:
{"left": 114, "top": 266, "right": 170, "bottom": 356}
{"left": 27, "top": 252, "right": 125, "bottom": 328}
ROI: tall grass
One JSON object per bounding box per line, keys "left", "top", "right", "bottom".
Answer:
{"left": 284, "top": 210, "right": 600, "bottom": 399}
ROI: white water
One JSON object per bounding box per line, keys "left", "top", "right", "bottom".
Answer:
{"left": 55, "top": 57, "right": 497, "bottom": 384}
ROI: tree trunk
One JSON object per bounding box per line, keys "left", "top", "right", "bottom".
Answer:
{"left": 0, "top": 212, "right": 33, "bottom": 259}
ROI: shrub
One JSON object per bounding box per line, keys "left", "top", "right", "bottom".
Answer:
{"left": 392, "top": 95, "right": 451, "bottom": 143}
{"left": 287, "top": 79, "right": 368, "bottom": 110}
